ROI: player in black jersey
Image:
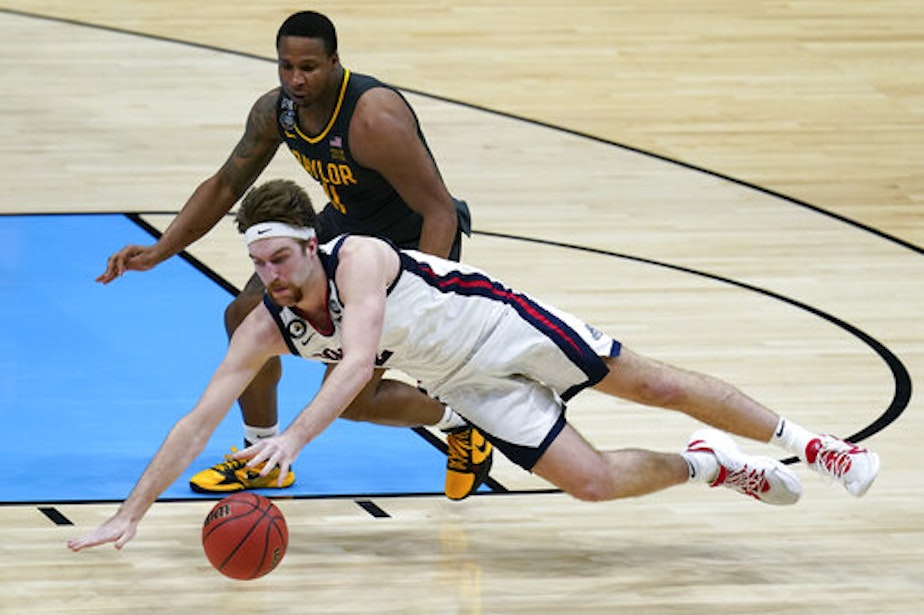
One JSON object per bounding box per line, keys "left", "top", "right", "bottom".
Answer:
{"left": 96, "top": 11, "right": 492, "bottom": 500}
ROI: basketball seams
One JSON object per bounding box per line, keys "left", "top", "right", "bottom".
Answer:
{"left": 202, "top": 505, "right": 260, "bottom": 539}
{"left": 202, "top": 493, "right": 288, "bottom": 580}
{"left": 219, "top": 508, "right": 272, "bottom": 574}
{"left": 251, "top": 513, "right": 281, "bottom": 577}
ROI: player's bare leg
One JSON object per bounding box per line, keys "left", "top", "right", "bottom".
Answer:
{"left": 337, "top": 368, "right": 443, "bottom": 426}
{"left": 582, "top": 349, "right": 877, "bottom": 500}
{"left": 593, "top": 349, "right": 778, "bottom": 442}
{"left": 531, "top": 424, "right": 688, "bottom": 501}
{"left": 532, "top": 422, "right": 802, "bottom": 505}
{"left": 338, "top": 368, "right": 494, "bottom": 500}
{"left": 190, "top": 275, "right": 493, "bottom": 497}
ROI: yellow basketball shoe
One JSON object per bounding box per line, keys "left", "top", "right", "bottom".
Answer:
{"left": 189, "top": 447, "right": 295, "bottom": 494}
{"left": 445, "top": 426, "right": 493, "bottom": 500}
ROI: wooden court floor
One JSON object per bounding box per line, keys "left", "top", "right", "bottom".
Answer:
{"left": 1, "top": 2, "right": 922, "bottom": 613}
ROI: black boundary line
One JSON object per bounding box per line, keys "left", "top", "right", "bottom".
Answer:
{"left": 5, "top": 211, "right": 911, "bottom": 512}
{"left": 411, "top": 426, "right": 508, "bottom": 493}
{"left": 126, "top": 216, "right": 513, "bottom": 496}
{"left": 355, "top": 500, "right": 390, "bottom": 518}
{"left": 68, "top": 212, "right": 924, "bottom": 452}
{"left": 7, "top": 488, "right": 562, "bottom": 510}
{"left": 38, "top": 506, "right": 74, "bottom": 526}
{"left": 3, "top": 7, "right": 921, "bottom": 257}
{"left": 0, "top": 7, "right": 273, "bottom": 65}
{"left": 127, "top": 213, "right": 240, "bottom": 297}
{"left": 0, "top": 8, "right": 916, "bottom": 508}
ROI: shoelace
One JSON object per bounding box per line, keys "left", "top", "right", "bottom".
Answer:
{"left": 817, "top": 446, "right": 854, "bottom": 479}
{"left": 807, "top": 437, "right": 855, "bottom": 480}
{"left": 213, "top": 455, "right": 247, "bottom": 474}
{"left": 717, "top": 465, "right": 769, "bottom": 498}
{"left": 446, "top": 431, "right": 473, "bottom": 472}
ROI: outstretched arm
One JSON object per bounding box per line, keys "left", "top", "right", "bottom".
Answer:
{"left": 97, "top": 90, "right": 283, "bottom": 283}
{"left": 67, "top": 309, "right": 285, "bottom": 551}
{"left": 236, "top": 237, "right": 399, "bottom": 482}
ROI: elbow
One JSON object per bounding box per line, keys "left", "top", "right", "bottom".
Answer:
{"left": 339, "top": 355, "right": 377, "bottom": 391}
{"left": 420, "top": 203, "right": 458, "bottom": 228}
{"left": 352, "top": 360, "right": 376, "bottom": 385}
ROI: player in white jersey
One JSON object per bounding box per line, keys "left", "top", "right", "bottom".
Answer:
{"left": 69, "top": 179, "right": 881, "bottom": 552}
{"left": 265, "top": 235, "right": 620, "bottom": 468}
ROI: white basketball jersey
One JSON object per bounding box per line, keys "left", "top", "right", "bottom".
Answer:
{"left": 262, "top": 235, "right": 620, "bottom": 455}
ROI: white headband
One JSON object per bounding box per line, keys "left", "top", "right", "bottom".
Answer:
{"left": 244, "top": 221, "right": 316, "bottom": 246}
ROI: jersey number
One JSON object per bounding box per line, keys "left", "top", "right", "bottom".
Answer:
{"left": 323, "top": 183, "right": 347, "bottom": 214}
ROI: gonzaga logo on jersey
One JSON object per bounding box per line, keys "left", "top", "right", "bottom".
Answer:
{"left": 287, "top": 319, "right": 309, "bottom": 339}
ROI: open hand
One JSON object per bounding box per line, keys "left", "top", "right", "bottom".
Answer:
{"left": 233, "top": 435, "right": 300, "bottom": 488}
{"left": 67, "top": 513, "right": 138, "bottom": 552}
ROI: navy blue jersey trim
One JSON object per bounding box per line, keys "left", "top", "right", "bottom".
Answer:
{"left": 319, "top": 235, "right": 350, "bottom": 312}
{"left": 262, "top": 295, "right": 300, "bottom": 355}
{"left": 327, "top": 234, "right": 403, "bottom": 294}
{"left": 324, "top": 234, "right": 350, "bottom": 274}
{"left": 399, "top": 253, "right": 609, "bottom": 384}
{"left": 482, "top": 412, "right": 568, "bottom": 471}
{"left": 560, "top": 381, "right": 591, "bottom": 402}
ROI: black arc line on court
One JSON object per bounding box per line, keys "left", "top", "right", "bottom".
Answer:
{"left": 150, "top": 213, "right": 909, "bottom": 468}
{"left": 474, "top": 229, "right": 912, "bottom": 465}
{"left": 4, "top": 6, "right": 921, "bottom": 259}
{"left": 3, "top": 6, "right": 912, "bottom": 479}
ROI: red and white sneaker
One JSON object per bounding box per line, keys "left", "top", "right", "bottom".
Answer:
{"left": 804, "top": 435, "right": 880, "bottom": 497}
{"left": 687, "top": 429, "right": 803, "bottom": 506}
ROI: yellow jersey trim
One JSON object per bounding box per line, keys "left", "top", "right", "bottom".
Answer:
{"left": 293, "top": 69, "right": 350, "bottom": 144}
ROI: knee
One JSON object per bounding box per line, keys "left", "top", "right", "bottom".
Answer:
{"left": 565, "top": 477, "right": 615, "bottom": 502}
{"left": 562, "top": 464, "right": 618, "bottom": 502}
{"left": 257, "top": 355, "right": 282, "bottom": 382}
{"left": 338, "top": 378, "right": 381, "bottom": 423}
{"left": 339, "top": 396, "right": 374, "bottom": 423}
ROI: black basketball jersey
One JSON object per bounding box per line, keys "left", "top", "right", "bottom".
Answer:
{"left": 276, "top": 70, "right": 429, "bottom": 246}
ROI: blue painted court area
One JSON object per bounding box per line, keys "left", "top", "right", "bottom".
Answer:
{"left": 0, "top": 214, "right": 447, "bottom": 503}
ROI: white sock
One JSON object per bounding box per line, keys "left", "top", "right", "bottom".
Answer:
{"left": 681, "top": 450, "right": 719, "bottom": 484}
{"left": 244, "top": 423, "right": 279, "bottom": 447}
{"left": 435, "top": 406, "right": 467, "bottom": 432}
{"left": 769, "top": 417, "right": 815, "bottom": 460}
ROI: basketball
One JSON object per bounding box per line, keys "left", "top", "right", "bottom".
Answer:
{"left": 201, "top": 493, "right": 288, "bottom": 580}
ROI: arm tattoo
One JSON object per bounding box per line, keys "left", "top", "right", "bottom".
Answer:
{"left": 235, "top": 102, "right": 275, "bottom": 159}
{"left": 224, "top": 94, "right": 280, "bottom": 195}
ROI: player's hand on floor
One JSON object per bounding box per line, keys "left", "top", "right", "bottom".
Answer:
{"left": 67, "top": 514, "right": 138, "bottom": 552}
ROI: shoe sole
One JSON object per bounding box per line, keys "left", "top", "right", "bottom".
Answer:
{"left": 845, "top": 451, "right": 881, "bottom": 497}
{"left": 190, "top": 482, "right": 245, "bottom": 494}
{"left": 189, "top": 473, "right": 295, "bottom": 494}
{"left": 761, "top": 460, "right": 803, "bottom": 505}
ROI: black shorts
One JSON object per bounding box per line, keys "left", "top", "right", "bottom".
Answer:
{"left": 315, "top": 198, "right": 470, "bottom": 262}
